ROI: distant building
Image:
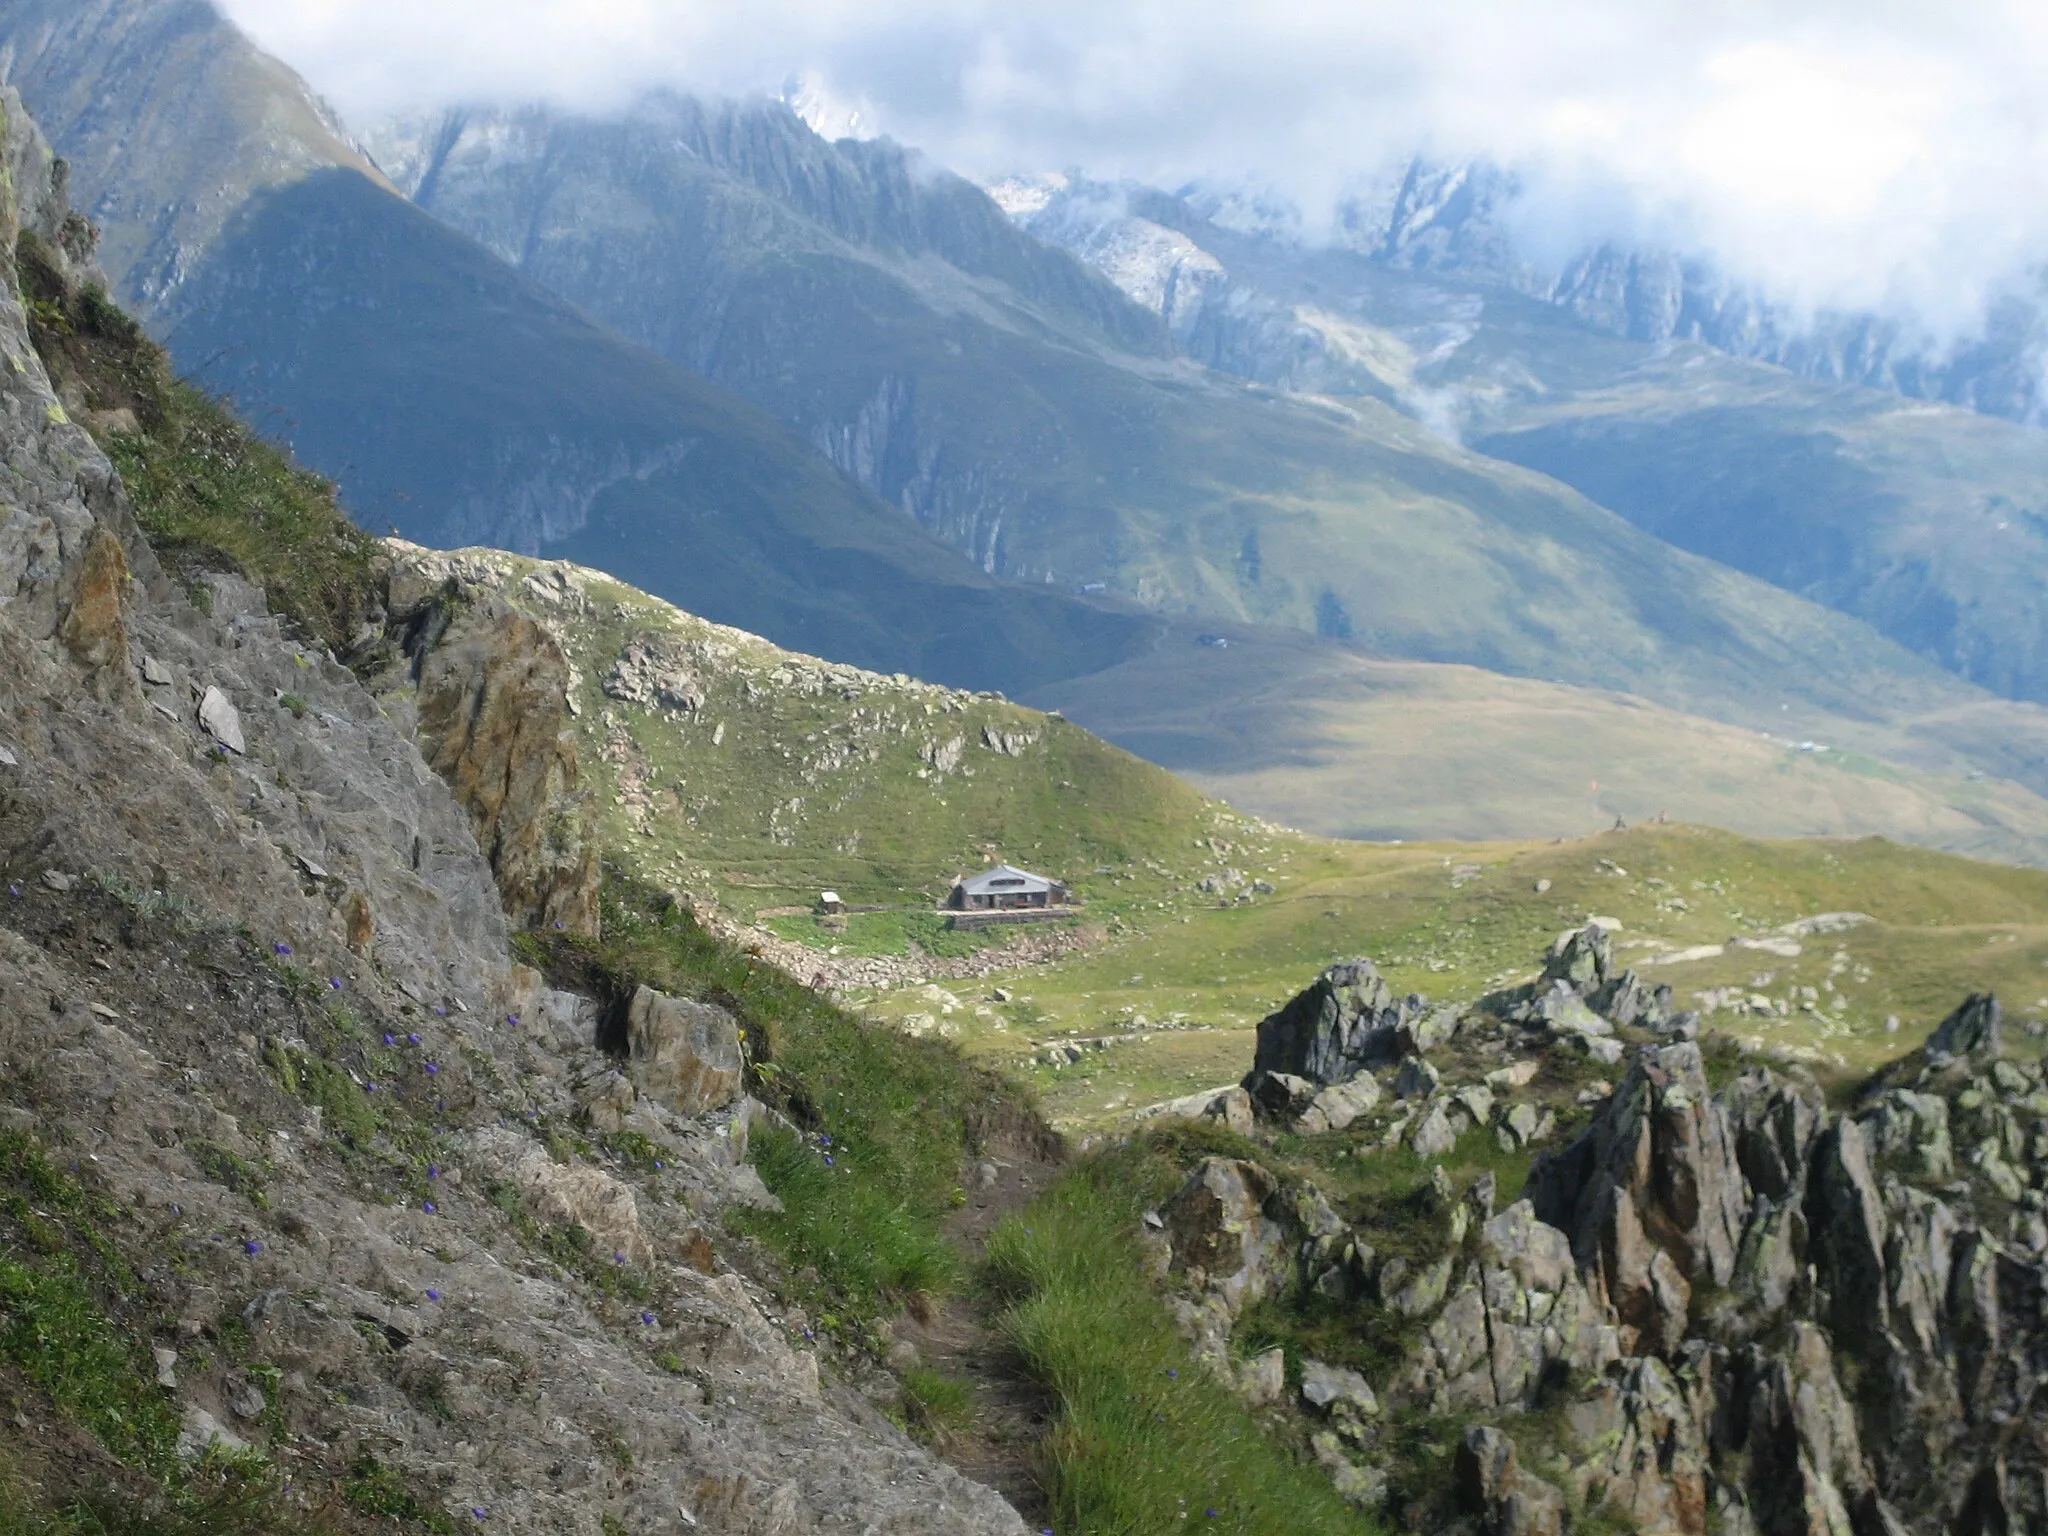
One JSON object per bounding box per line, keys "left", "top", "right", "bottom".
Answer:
{"left": 947, "top": 864, "right": 1069, "bottom": 911}
{"left": 818, "top": 891, "right": 845, "bottom": 914}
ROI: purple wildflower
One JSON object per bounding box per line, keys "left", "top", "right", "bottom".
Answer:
{"left": 328, "top": 977, "right": 343, "bottom": 990}
{"left": 366, "top": 1082, "right": 378, "bottom": 1093}
{"left": 427, "top": 1165, "right": 440, "bottom": 1179}
{"left": 614, "top": 1253, "right": 626, "bottom": 1265}
{"left": 652, "top": 1160, "right": 663, "bottom": 1170}
{"left": 506, "top": 1014, "right": 519, "bottom": 1026}
{"left": 1165, "top": 1369, "right": 1178, "bottom": 1379}
{"left": 273, "top": 943, "right": 293, "bottom": 956}
{"left": 422, "top": 1201, "right": 437, "bottom": 1214}
{"left": 425, "top": 1061, "right": 440, "bottom": 1076}
{"left": 640, "top": 1312, "right": 657, "bottom": 1325}
{"left": 384, "top": 1033, "right": 397, "bottom": 1046}
{"left": 408, "top": 1032, "right": 422, "bottom": 1045}
{"left": 823, "top": 1154, "right": 835, "bottom": 1166}
{"left": 472, "top": 1510, "right": 487, "bottom": 1522}
{"left": 426, "top": 1288, "right": 442, "bottom": 1301}
{"left": 243, "top": 1240, "right": 263, "bottom": 1255}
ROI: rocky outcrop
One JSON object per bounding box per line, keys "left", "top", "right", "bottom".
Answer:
{"left": 1531, "top": 1042, "right": 1749, "bottom": 1356}
{"left": 1243, "top": 958, "right": 1427, "bottom": 1094}
{"left": 1198, "top": 918, "right": 2048, "bottom": 1536}
{"left": 382, "top": 548, "right": 601, "bottom": 938}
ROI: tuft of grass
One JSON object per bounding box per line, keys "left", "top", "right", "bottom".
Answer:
{"left": 339, "top": 1455, "right": 459, "bottom": 1535}
{"left": 15, "top": 231, "right": 379, "bottom": 653}
{"left": 0, "top": 1132, "right": 178, "bottom": 1470}
{"left": 985, "top": 1142, "right": 1370, "bottom": 1536}
{"left": 897, "top": 1367, "right": 976, "bottom": 1447}
{"left": 742, "top": 1129, "right": 957, "bottom": 1316}
{"left": 0, "top": 1450, "right": 334, "bottom": 1535}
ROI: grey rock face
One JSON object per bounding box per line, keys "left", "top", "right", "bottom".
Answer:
{"left": 381, "top": 551, "right": 602, "bottom": 938}
{"left": 1926, "top": 992, "right": 2001, "bottom": 1062}
{"left": 1532, "top": 1043, "right": 1748, "bottom": 1356}
{"left": 623, "top": 985, "right": 744, "bottom": 1116}
{"left": 1245, "top": 958, "right": 1424, "bottom": 1086}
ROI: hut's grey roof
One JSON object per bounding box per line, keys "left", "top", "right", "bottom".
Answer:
{"left": 955, "top": 864, "right": 1055, "bottom": 895}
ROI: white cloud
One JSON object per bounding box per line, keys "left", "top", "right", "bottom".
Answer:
{"left": 217, "top": 0, "right": 2048, "bottom": 342}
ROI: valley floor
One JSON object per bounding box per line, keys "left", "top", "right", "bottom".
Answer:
{"left": 821, "top": 824, "right": 2048, "bottom": 1129}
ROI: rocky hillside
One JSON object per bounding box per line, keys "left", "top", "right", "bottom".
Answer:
{"left": 0, "top": 86, "right": 1031, "bottom": 1534}
{"left": 1121, "top": 922, "right": 2048, "bottom": 1534}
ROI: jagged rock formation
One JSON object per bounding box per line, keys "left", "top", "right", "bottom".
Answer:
{"left": 1150, "top": 931, "right": 2048, "bottom": 1535}
{"left": 1244, "top": 958, "right": 1430, "bottom": 1089}
{"left": 0, "top": 90, "right": 1027, "bottom": 1534}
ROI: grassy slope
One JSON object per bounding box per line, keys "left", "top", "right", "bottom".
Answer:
{"left": 405, "top": 546, "right": 1227, "bottom": 918}
{"left": 412, "top": 551, "right": 2048, "bottom": 1143}
{"left": 16, "top": 232, "right": 380, "bottom": 653}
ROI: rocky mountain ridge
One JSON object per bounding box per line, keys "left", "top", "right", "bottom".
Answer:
{"left": 1182, "top": 158, "right": 2048, "bottom": 427}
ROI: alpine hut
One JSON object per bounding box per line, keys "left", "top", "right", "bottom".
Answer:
{"left": 947, "top": 864, "right": 1068, "bottom": 912}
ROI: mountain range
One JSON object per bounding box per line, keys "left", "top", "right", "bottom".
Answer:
{"left": 10, "top": 0, "right": 2048, "bottom": 856}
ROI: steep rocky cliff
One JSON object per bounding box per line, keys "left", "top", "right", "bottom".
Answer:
{"left": 0, "top": 89, "right": 1026, "bottom": 1534}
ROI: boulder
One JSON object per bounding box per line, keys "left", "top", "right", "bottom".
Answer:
{"left": 623, "top": 986, "right": 744, "bottom": 1115}
{"left": 1926, "top": 993, "right": 2001, "bottom": 1063}
{"left": 1545, "top": 924, "right": 1616, "bottom": 994}
{"left": 197, "top": 685, "right": 246, "bottom": 754}
{"left": 1245, "top": 958, "right": 1425, "bottom": 1087}
{"left": 1410, "top": 1102, "right": 1458, "bottom": 1157}
{"left": 1160, "top": 1158, "right": 1289, "bottom": 1321}
{"left": 1138, "top": 1083, "right": 1255, "bottom": 1135}
{"left": 1245, "top": 1069, "right": 1318, "bottom": 1120}
{"left": 1234, "top": 1346, "right": 1286, "bottom": 1405}
{"left": 1523, "top": 979, "right": 1614, "bottom": 1037}
{"left": 1394, "top": 1058, "right": 1441, "bottom": 1099}
{"left": 1300, "top": 1358, "right": 1378, "bottom": 1417}
{"left": 1299, "top": 1073, "right": 1381, "bottom": 1134}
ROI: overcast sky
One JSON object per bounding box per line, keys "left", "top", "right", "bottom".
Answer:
{"left": 218, "top": 0, "right": 2048, "bottom": 343}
